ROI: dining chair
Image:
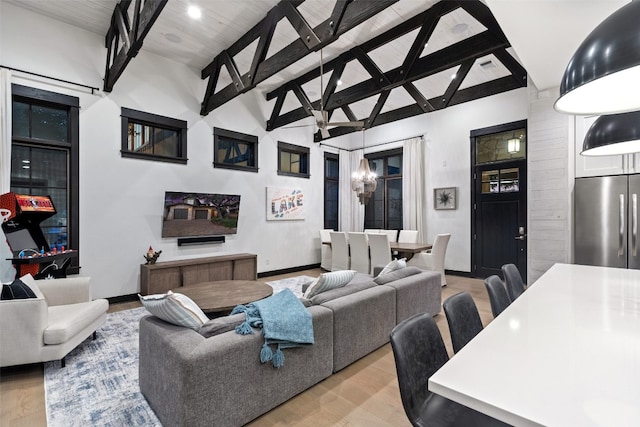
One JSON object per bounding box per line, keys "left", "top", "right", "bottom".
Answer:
{"left": 368, "top": 233, "right": 391, "bottom": 275}
{"left": 381, "top": 229, "right": 398, "bottom": 243}
{"left": 502, "top": 263, "right": 526, "bottom": 301}
{"left": 406, "top": 233, "right": 451, "bottom": 286}
{"left": 397, "top": 230, "right": 419, "bottom": 244}
{"left": 364, "top": 229, "right": 380, "bottom": 235}
{"left": 443, "top": 292, "right": 484, "bottom": 354}
{"left": 347, "top": 232, "right": 369, "bottom": 274}
{"left": 390, "top": 313, "right": 510, "bottom": 427}
{"left": 484, "top": 275, "right": 511, "bottom": 318}
{"left": 330, "top": 231, "right": 350, "bottom": 271}
{"left": 319, "top": 229, "right": 333, "bottom": 271}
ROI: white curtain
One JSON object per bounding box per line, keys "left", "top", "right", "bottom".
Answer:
{"left": 0, "top": 69, "right": 15, "bottom": 281}
{"left": 338, "top": 149, "right": 365, "bottom": 232}
{"left": 1, "top": 69, "right": 11, "bottom": 193}
{"left": 402, "top": 136, "right": 426, "bottom": 242}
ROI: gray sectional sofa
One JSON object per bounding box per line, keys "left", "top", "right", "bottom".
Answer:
{"left": 139, "top": 266, "right": 441, "bottom": 427}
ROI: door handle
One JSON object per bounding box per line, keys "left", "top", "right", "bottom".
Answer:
{"left": 633, "top": 193, "right": 638, "bottom": 257}
{"left": 514, "top": 235, "right": 527, "bottom": 240}
{"left": 619, "top": 194, "right": 625, "bottom": 256}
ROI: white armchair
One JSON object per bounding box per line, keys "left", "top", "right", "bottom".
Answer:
{"left": 407, "top": 233, "right": 451, "bottom": 286}
{"left": 0, "top": 274, "right": 108, "bottom": 367}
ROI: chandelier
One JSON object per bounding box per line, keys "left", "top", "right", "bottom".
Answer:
{"left": 351, "top": 130, "right": 377, "bottom": 204}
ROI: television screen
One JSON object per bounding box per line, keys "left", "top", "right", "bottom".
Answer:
{"left": 162, "top": 192, "right": 241, "bottom": 238}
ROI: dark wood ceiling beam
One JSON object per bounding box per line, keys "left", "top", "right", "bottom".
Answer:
{"left": 353, "top": 47, "right": 391, "bottom": 88}
{"left": 441, "top": 58, "right": 474, "bottom": 108}
{"left": 201, "top": 0, "right": 399, "bottom": 115}
{"left": 247, "top": 9, "right": 278, "bottom": 86}
{"left": 280, "top": 1, "right": 321, "bottom": 49}
{"left": 313, "top": 76, "right": 523, "bottom": 141}
{"left": 274, "top": 32, "right": 508, "bottom": 128}
{"left": 103, "top": 0, "right": 167, "bottom": 92}
{"left": 322, "top": 0, "right": 352, "bottom": 39}
{"left": 367, "top": 89, "right": 391, "bottom": 127}
{"left": 403, "top": 82, "right": 435, "bottom": 113}
{"left": 267, "top": 88, "right": 288, "bottom": 129}
{"left": 492, "top": 49, "right": 527, "bottom": 86}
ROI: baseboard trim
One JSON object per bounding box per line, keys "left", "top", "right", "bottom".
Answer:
{"left": 107, "top": 294, "right": 139, "bottom": 304}
{"left": 258, "top": 263, "right": 321, "bottom": 278}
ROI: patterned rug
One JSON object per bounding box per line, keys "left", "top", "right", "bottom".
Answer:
{"left": 44, "top": 307, "right": 161, "bottom": 427}
{"left": 265, "top": 275, "right": 317, "bottom": 298}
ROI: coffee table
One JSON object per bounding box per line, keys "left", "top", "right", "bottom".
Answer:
{"left": 172, "top": 280, "right": 273, "bottom": 315}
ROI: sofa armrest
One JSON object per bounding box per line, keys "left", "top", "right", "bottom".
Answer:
{"left": 0, "top": 298, "right": 48, "bottom": 367}
{"left": 37, "top": 277, "right": 91, "bottom": 306}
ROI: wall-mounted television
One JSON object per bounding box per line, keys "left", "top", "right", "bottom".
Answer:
{"left": 162, "top": 191, "right": 241, "bottom": 238}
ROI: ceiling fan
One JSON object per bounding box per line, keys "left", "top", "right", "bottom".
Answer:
{"left": 287, "top": 49, "right": 364, "bottom": 138}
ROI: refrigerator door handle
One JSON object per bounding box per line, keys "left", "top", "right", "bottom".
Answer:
{"left": 633, "top": 193, "right": 638, "bottom": 257}
{"left": 619, "top": 194, "right": 625, "bottom": 257}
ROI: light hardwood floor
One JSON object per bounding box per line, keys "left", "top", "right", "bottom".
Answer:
{"left": 0, "top": 271, "right": 494, "bottom": 427}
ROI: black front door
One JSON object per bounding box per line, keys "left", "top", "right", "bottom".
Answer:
{"left": 471, "top": 121, "right": 527, "bottom": 281}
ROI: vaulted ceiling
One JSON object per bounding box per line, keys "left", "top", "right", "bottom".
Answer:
{"left": 3, "top": 0, "right": 630, "bottom": 140}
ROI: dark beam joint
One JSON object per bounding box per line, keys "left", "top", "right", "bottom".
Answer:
{"left": 280, "top": 2, "right": 321, "bottom": 50}
{"left": 492, "top": 49, "right": 527, "bottom": 86}
{"left": 367, "top": 89, "right": 391, "bottom": 127}
{"left": 353, "top": 47, "right": 390, "bottom": 88}
{"left": 324, "top": 0, "right": 351, "bottom": 38}
{"left": 441, "top": 59, "right": 474, "bottom": 108}
{"left": 266, "top": 92, "right": 287, "bottom": 131}
{"left": 403, "top": 82, "right": 434, "bottom": 112}
{"left": 220, "top": 50, "right": 245, "bottom": 92}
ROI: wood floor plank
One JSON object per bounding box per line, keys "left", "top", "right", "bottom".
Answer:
{"left": 1, "top": 270, "right": 493, "bottom": 426}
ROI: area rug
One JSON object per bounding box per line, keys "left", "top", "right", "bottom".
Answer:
{"left": 44, "top": 307, "right": 161, "bottom": 427}
{"left": 265, "top": 275, "right": 317, "bottom": 298}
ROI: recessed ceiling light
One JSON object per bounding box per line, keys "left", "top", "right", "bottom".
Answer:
{"left": 337, "top": 79, "right": 343, "bottom": 86}
{"left": 165, "top": 33, "right": 182, "bottom": 43}
{"left": 451, "top": 23, "right": 468, "bottom": 34}
{"left": 450, "top": 73, "right": 457, "bottom": 80}
{"left": 187, "top": 5, "right": 201, "bottom": 19}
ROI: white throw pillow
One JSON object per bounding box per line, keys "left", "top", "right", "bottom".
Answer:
{"left": 303, "top": 270, "right": 357, "bottom": 299}
{"left": 376, "top": 258, "right": 407, "bottom": 278}
{"left": 139, "top": 290, "right": 208, "bottom": 330}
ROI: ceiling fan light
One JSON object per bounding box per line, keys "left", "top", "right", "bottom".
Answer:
{"left": 554, "top": 1, "right": 640, "bottom": 115}
{"left": 581, "top": 111, "right": 640, "bottom": 156}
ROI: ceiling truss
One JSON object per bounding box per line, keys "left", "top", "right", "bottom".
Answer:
{"left": 265, "top": 0, "right": 527, "bottom": 141}
{"left": 199, "top": 0, "right": 399, "bottom": 116}
{"left": 103, "top": 0, "right": 168, "bottom": 92}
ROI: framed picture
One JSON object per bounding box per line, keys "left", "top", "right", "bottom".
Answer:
{"left": 266, "top": 187, "right": 305, "bottom": 220}
{"left": 434, "top": 187, "right": 456, "bottom": 210}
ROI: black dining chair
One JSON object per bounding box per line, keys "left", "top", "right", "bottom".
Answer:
{"left": 502, "top": 263, "right": 526, "bottom": 301}
{"left": 443, "top": 292, "right": 484, "bottom": 354}
{"left": 484, "top": 275, "right": 511, "bottom": 318}
{"left": 390, "top": 313, "right": 511, "bottom": 427}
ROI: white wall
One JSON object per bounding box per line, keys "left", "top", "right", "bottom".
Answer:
{"left": 1, "top": 2, "right": 529, "bottom": 295}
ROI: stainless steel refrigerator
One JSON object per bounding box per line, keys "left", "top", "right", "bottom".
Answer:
{"left": 575, "top": 174, "right": 640, "bottom": 269}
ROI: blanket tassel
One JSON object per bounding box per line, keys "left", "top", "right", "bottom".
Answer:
{"left": 260, "top": 342, "right": 273, "bottom": 363}
{"left": 235, "top": 321, "right": 253, "bottom": 335}
{"left": 272, "top": 345, "right": 284, "bottom": 368}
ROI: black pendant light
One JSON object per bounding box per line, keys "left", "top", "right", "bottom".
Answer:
{"left": 581, "top": 111, "right": 640, "bottom": 156}
{"left": 554, "top": 1, "right": 640, "bottom": 115}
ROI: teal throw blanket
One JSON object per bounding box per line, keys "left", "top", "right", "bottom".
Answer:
{"left": 230, "top": 288, "right": 314, "bottom": 368}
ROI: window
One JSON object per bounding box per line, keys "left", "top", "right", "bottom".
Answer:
{"left": 475, "top": 127, "right": 526, "bottom": 165}
{"left": 10, "top": 84, "right": 79, "bottom": 273}
{"left": 364, "top": 148, "right": 403, "bottom": 230}
{"left": 278, "top": 141, "right": 309, "bottom": 178}
{"left": 213, "top": 127, "right": 258, "bottom": 172}
{"left": 324, "top": 152, "right": 339, "bottom": 230}
{"left": 121, "top": 107, "right": 187, "bottom": 164}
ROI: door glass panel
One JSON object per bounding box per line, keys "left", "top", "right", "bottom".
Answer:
{"left": 500, "top": 168, "right": 519, "bottom": 192}
{"left": 12, "top": 101, "right": 30, "bottom": 138}
{"left": 476, "top": 127, "right": 526, "bottom": 165}
{"left": 482, "top": 170, "right": 499, "bottom": 193}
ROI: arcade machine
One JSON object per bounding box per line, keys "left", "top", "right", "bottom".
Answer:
{"left": 0, "top": 192, "right": 78, "bottom": 279}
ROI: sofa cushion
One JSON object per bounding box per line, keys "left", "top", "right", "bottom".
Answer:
{"left": 198, "top": 313, "right": 246, "bottom": 338}
{"left": 303, "top": 270, "right": 357, "bottom": 299}
{"left": 1, "top": 278, "right": 37, "bottom": 300}
{"left": 139, "top": 291, "right": 208, "bottom": 330}
{"left": 45, "top": 299, "right": 109, "bottom": 345}
{"left": 374, "top": 266, "right": 422, "bottom": 285}
{"left": 375, "top": 258, "right": 406, "bottom": 279}
{"left": 14, "top": 274, "right": 44, "bottom": 299}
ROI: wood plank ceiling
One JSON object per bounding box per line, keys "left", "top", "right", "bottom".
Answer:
{"left": 5, "top": 0, "right": 526, "bottom": 141}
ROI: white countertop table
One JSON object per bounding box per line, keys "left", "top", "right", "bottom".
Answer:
{"left": 429, "top": 263, "right": 640, "bottom": 427}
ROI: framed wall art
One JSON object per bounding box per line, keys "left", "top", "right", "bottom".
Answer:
{"left": 266, "top": 187, "right": 305, "bottom": 220}
{"left": 434, "top": 187, "right": 456, "bottom": 210}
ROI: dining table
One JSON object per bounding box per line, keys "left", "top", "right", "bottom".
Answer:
{"left": 322, "top": 240, "right": 431, "bottom": 254}
{"left": 428, "top": 263, "right": 640, "bottom": 427}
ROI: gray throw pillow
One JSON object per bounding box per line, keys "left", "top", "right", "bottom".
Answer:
{"left": 374, "top": 266, "right": 422, "bottom": 285}
{"left": 198, "top": 313, "right": 246, "bottom": 338}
